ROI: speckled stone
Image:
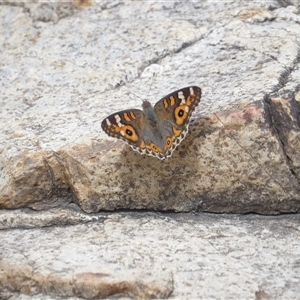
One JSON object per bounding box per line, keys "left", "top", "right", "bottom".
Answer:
{"left": 1, "top": 2, "right": 300, "bottom": 212}
{"left": 2, "top": 2, "right": 300, "bottom": 299}
{"left": 0, "top": 210, "right": 300, "bottom": 299}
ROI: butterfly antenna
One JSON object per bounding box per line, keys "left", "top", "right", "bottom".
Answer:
{"left": 118, "top": 84, "right": 145, "bottom": 102}
{"left": 146, "top": 72, "right": 156, "bottom": 102}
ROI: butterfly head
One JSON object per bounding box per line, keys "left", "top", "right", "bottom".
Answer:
{"left": 142, "top": 100, "right": 152, "bottom": 110}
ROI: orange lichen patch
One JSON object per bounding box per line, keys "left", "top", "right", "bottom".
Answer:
{"left": 216, "top": 103, "right": 264, "bottom": 125}
{"left": 74, "top": 0, "right": 93, "bottom": 6}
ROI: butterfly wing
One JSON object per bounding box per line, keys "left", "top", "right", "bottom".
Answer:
{"left": 154, "top": 86, "right": 201, "bottom": 127}
{"left": 101, "top": 109, "right": 146, "bottom": 147}
{"left": 153, "top": 86, "right": 202, "bottom": 157}
{"left": 101, "top": 86, "right": 201, "bottom": 160}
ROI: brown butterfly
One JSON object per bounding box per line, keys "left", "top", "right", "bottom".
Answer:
{"left": 101, "top": 86, "right": 201, "bottom": 159}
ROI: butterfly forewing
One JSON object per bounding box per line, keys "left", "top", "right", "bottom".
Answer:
{"left": 101, "top": 86, "right": 202, "bottom": 159}
{"left": 154, "top": 86, "right": 201, "bottom": 129}
{"left": 153, "top": 86, "right": 201, "bottom": 156}
{"left": 101, "top": 109, "right": 145, "bottom": 146}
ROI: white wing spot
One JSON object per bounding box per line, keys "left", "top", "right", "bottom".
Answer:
{"left": 185, "top": 106, "right": 189, "bottom": 112}
{"left": 106, "top": 119, "right": 111, "bottom": 126}
{"left": 115, "top": 114, "right": 124, "bottom": 127}
{"left": 178, "top": 91, "right": 186, "bottom": 104}
{"left": 120, "top": 130, "right": 125, "bottom": 136}
{"left": 190, "top": 87, "right": 194, "bottom": 95}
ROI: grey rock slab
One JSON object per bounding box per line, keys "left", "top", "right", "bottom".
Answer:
{"left": 0, "top": 206, "right": 106, "bottom": 230}
{"left": 0, "top": 211, "right": 300, "bottom": 299}
{"left": 1, "top": 1, "right": 300, "bottom": 212}
{"left": 0, "top": 1, "right": 208, "bottom": 154}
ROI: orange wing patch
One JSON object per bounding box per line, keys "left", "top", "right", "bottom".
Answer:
{"left": 139, "top": 140, "right": 146, "bottom": 149}
{"left": 120, "top": 125, "right": 139, "bottom": 142}
{"left": 164, "top": 137, "right": 173, "bottom": 150}
{"left": 169, "top": 96, "right": 176, "bottom": 106}
{"left": 174, "top": 105, "right": 189, "bottom": 125}
{"left": 129, "top": 111, "right": 136, "bottom": 119}
{"left": 123, "top": 112, "right": 131, "bottom": 122}
{"left": 105, "top": 121, "right": 121, "bottom": 133}
{"left": 172, "top": 127, "right": 182, "bottom": 137}
{"left": 163, "top": 96, "right": 177, "bottom": 109}
{"left": 149, "top": 143, "right": 162, "bottom": 153}
{"left": 186, "top": 94, "right": 196, "bottom": 105}
{"left": 163, "top": 99, "right": 168, "bottom": 108}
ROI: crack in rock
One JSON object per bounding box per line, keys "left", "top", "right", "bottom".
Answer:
{"left": 264, "top": 92, "right": 300, "bottom": 187}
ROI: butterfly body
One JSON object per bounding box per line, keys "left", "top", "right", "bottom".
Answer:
{"left": 101, "top": 86, "right": 201, "bottom": 160}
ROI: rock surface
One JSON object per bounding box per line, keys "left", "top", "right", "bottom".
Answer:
{"left": 1, "top": 1, "right": 300, "bottom": 298}
{"left": 1, "top": 209, "right": 300, "bottom": 299}
{"left": 1, "top": 1, "right": 300, "bottom": 213}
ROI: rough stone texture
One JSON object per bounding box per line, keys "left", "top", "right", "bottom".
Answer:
{"left": 1, "top": 0, "right": 300, "bottom": 213}
{"left": 1, "top": 1, "right": 300, "bottom": 297}
{"left": 1, "top": 209, "right": 300, "bottom": 299}
{"left": 266, "top": 92, "right": 300, "bottom": 180}
{"left": 53, "top": 99, "right": 300, "bottom": 214}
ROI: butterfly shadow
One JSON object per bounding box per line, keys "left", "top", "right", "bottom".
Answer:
{"left": 115, "top": 119, "right": 205, "bottom": 212}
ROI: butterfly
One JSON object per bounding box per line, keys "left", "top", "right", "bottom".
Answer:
{"left": 101, "top": 86, "right": 202, "bottom": 160}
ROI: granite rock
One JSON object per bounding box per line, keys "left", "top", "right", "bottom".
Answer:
{"left": 1, "top": 1, "right": 300, "bottom": 213}
{"left": 0, "top": 209, "right": 300, "bottom": 299}
{"left": 1, "top": 2, "right": 300, "bottom": 298}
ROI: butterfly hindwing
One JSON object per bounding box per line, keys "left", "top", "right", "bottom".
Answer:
{"left": 101, "top": 86, "right": 202, "bottom": 159}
